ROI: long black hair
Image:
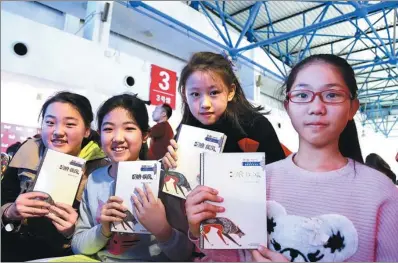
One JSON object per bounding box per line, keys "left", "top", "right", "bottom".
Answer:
{"left": 178, "top": 51, "right": 264, "bottom": 135}
{"left": 366, "top": 153, "right": 396, "bottom": 183}
{"left": 282, "top": 54, "right": 364, "bottom": 163}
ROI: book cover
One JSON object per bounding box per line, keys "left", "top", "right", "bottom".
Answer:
{"left": 162, "top": 124, "right": 227, "bottom": 199}
{"left": 32, "top": 148, "right": 86, "bottom": 206}
{"left": 199, "top": 152, "right": 267, "bottom": 249}
{"left": 111, "top": 161, "right": 160, "bottom": 234}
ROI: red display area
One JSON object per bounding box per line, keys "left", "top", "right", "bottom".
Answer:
{"left": 149, "top": 64, "right": 177, "bottom": 109}
{"left": 1, "top": 122, "right": 40, "bottom": 152}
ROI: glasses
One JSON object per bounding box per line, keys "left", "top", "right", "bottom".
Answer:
{"left": 287, "top": 89, "right": 352, "bottom": 104}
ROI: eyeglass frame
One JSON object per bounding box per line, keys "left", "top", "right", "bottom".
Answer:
{"left": 285, "top": 89, "right": 354, "bottom": 104}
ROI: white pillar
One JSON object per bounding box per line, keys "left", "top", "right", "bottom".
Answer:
{"left": 83, "top": 1, "right": 113, "bottom": 47}
{"left": 63, "top": 14, "right": 81, "bottom": 35}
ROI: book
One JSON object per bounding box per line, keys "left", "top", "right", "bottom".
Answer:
{"left": 111, "top": 161, "right": 160, "bottom": 234}
{"left": 162, "top": 124, "right": 227, "bottom": 199}
{"left": 199, "top": 152, "right": 267, "bottom": 249}
{"left": 32, "top": 148, "right": 86, "bottom": 206}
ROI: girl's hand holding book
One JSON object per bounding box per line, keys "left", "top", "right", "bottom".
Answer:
{"left": 99, "top": 196, "right": 128, "bottom": 237}
{"left": 131, "top": 183, "right": 172, "bottom": 242}
{"left": 46, "top": 202, "right": 78, "bottom": 237}
{"left": 185, "top": 186, "right": 225, "bottom": 238}
{"left": 5, "top": 192, "right": 51, "bottom": 220}
{"left": 162, "top": 139, "right": 178, "bottom": 169}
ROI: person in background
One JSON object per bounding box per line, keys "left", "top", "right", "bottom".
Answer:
{"left": 366, "top": 153, "right": 397, "bottom": 184}
{"left": 1, "top": 152, "right": 11, "bottom": 179}
{"left": 1, "top": 91, "right": 107, "bottom": 261}
{"left": 1, "top": 143, "right": 22, "bottom": 180}
{"left": 147, "top": 103, "right": 174, "bottom": 160}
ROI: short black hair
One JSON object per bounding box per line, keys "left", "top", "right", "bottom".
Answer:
{"left": 161, "top": 103, "right": 172, "bottom": 119}
{"left": 97, "top": 93, "right": 149, "bottom": 134}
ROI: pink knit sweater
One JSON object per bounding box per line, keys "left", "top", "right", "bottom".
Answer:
{"left": 193, "top": 155, "right": 398, "bottom": 262}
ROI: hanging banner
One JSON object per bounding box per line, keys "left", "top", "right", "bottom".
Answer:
{"left": 1, "top": 122, "right": 40, "bottom": 152}
{"left": 149, "top": 64, "right": 177, "bottom": 109}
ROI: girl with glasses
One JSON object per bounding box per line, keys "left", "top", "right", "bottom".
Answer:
{"left": 186, "top": 54, "right": 398, "bottom": 262}
{"left": 251, "top": 54, "right": 398, "bottom": 262}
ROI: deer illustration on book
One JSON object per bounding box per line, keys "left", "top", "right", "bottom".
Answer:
{"left": 111, "top": 198, "right": 139, "bottom": 232}
{"left": 200, "top": 217, "right": 245, "bottom": 246}
{"left": 163, "top": 170, "right": 192, "bottom": 197}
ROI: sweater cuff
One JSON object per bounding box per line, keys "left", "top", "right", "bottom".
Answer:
{"left": 97, "top": 224, "right": 112, "bottom": 242}
{"left": 158, "top": 227, "right": 178, "bottom": 249}
{"left": 1, "top": 204, "right": 23, "bottom": 233}
{"left": 187, "top": 229, "right": 199, "bottom": 242}
{"left": 1, "top": 203, "right": 15, "bottom": 228}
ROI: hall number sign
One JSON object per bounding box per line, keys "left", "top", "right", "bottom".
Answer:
{"left": 149, "top": 64, "right": 177, "bottom": 109}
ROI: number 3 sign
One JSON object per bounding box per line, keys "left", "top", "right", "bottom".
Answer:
{"left": 149, "top": 64, "right": 177, "bottom": 109}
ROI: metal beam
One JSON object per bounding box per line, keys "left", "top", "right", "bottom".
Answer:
{"left": 254, "top": 3, "right": 325, "bottom": 30}
{"left": 261, "top": 1, "right": 288, "bottom": 74}
{"left": 230, "top": 4, "right": 254, "bottom": 17}
{"left": 200, "top": 2, "right": 247, "bottom": 30}
{"left": 235, "top": 2, "right": 262, "bottom": 48}
{"left": 298, "top": 3, "right": 330, "bottom": 60}
{"left": 350, "top": 2, "right": 392, "bottom": 58}
{"left": 356, "top": 67, "right": 387, "bottom": 75}
{"left": 290, "top": 24, "right": 395, "bottom": 56}
{"left": 358, "top": 90, "right": 398, "bottom": 99}
{"left": 198, "top": 2, "right": 232, "bottom": 47}
{"left": 235, "top": 1, "right": 398, "bottom": 53}
{"left": 361, "top": 98, "right": 398, "bottom": 104}
{"left": 362, "top": 85, "right": 398, "bottom": 92}
{"left": 215, "top": 1, "right": 233, "bottom": 47}
{"left": 189, "top": 1, "right": 199, "bottom": 11}
{"left": 125, "top": 1, "right": 284, "bottom": 82}
{"left": 353, "top": 58, "right": 396, "bottom": 70}
{"left": 198, "top": 1, "right": 289, "bottom": 76}
{"left": 393, "top": 7, "right": 397, "bottom": 55}
{"left": 357, "top": 78, "right": 398, "bottom": 85}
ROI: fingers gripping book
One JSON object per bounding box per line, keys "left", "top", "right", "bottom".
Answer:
{"left": 199, "top": 152, "right": 267, "bottom": 249}
{"left": 32, "top": 148, "right": 86, "bottom": 206}
{"left": 162, "top": 124, "right": 227, "bottom": 199}
{"left": 111, "top": 161, "right": 160, "bottom": 234}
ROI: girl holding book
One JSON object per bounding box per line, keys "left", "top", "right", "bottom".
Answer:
{"left": 1, "top": 91, "right": 107, "bottom": 261}
{"left": 71, "top": 93, "right": 193, "bottom": 261}
{"left": 176, "top": 54, "right": 398, "bottom": 261}
{"left": 163, "top": 51, "right": 285, "bottom": 170}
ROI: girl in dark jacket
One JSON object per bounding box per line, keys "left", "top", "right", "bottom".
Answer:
{"left": 1, "top": 91, "right": 108, "bottom": 261}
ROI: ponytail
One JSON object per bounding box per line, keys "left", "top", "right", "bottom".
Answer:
{"left": 82, "top": 129, "right": 101, "bottom": 148}
{"left": 339, "top": 120, "right": 364, "bottom": 163}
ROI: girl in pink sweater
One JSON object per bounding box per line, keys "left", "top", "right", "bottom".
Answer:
{"left": 167, "top": 54, "right": 398, "bottom": 262}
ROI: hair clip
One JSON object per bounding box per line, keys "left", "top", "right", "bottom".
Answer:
{"left": 221, "top": 50, "right": 239, "bottom": 74}
{"left": 221, "top": 50, "right": 233, "bottom": 64}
